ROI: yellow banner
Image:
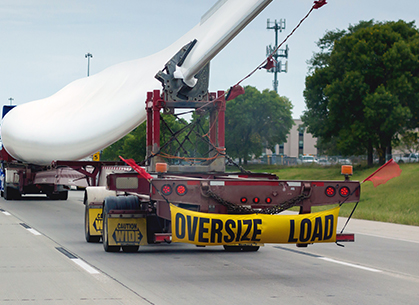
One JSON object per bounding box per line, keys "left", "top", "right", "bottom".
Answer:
{"left": 171, "top": 204, "right": 339, "bottom": 246}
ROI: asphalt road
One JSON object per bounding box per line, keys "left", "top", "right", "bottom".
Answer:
{"left": 1, "top": 191, "right": 418, "bottom": 305}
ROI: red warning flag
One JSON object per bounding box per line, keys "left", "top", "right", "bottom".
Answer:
{"left": 262, "top": 55, "right": 276, "bottom": 70}
{"left": 313, "top": 0, "right": 327, "bottom": 9}
{"left": 119, "top": 156, "right": 153, "bottom": 181}
{"left": 362, "top": 159, "right": 402, "bottom": 187}
{"left": 226, "top": 85, "right": 245, "bottom": 101}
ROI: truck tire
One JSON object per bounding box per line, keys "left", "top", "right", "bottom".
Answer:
{"left": 223, "top": 245, "right": 260, "bottom": 252}
{"left": 242, "top": 245, "right": 260, "bottom": 252}
{"left": 102, "top": 195, "right": 140, "bottom": 214}
{"left": 102, "top": 196, "right": 140, "bottom": 252}
{"left": 223, "top": 245, "right": 242, "bottom": 252}
{"left": 49, "top": 191, "right": 68, "bottom": 200}
{"left": 4, "top": 186, "right": 21, "bottom": 201}
{"left": 102, "top": 210, "right": 120, "bottom": 252}
{"left": 59, "top": 191, "right": 68, "bottom": 200}
{"left": 122, "top": 245, "right": 139, "bottom": 253}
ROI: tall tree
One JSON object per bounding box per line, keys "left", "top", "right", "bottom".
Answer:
{"left": 102, "top": 115, "right": 187, "bottom": 162}
{"left": 225, "top": 86, "right": 293, "bottom": 164}
{"left": 302, "top": 20, "right": 419, "bottom": 165}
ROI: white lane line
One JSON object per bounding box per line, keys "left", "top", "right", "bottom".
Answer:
{"left": 356, "top": 232, "right": 419, "bottom": 244}
{"left": 71, "top": 258, "right": 100, "bottom": 274}
{"left": 319, "top": 257, "right": 382, "bottom": 273}
{"left": 27, "top": 228, "right": 42, "bottom": 236}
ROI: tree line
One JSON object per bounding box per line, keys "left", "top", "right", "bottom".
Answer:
{"left": 102, "top": 86, "right": 293, "bottom": 164}
{"left": 103, "top": 19, "right": 419, "bottom": 166}
{"left": 302, "top": 20, "right": 419, "bottom": 165}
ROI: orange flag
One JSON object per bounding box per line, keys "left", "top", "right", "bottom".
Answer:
{"left": 362, "top": 159, "right": 402, "bottom": 187}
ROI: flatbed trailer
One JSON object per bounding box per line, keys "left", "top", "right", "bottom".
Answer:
{"left": 83, "top": 89, "right": 360, "bottom": 253}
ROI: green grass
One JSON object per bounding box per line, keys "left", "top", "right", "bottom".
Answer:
{"left": 239, "top": 163, "right": 419, "bottom": 226}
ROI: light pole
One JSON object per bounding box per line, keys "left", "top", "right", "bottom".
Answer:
{"left": 8, "top": 97, "right": 14, "bottom": 105}
{"left": 85, "top": 53, "right": 93, "bottom": 77}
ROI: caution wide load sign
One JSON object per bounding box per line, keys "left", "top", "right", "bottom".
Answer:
{"left": 171, "top": 204, "right": 340, "bottom": 246}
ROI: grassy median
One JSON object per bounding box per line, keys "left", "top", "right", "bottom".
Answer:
{"left": 239, "top": 163, "right": 419, "bottom": 226}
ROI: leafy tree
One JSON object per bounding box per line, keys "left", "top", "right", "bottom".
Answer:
{"left": 394, "top": 130, "right": 419, "bottom": 154}
{"left": 225, "top": 86, "right": 293, "bottom": 164}
{"left": 101, "top": 123, "right": 147, "bottom": 161}
{"left": 302, "top": 20, "right": 419, "bottom": 165}
{"left": 101, "top": 115, "right": 187, "bottom": 162}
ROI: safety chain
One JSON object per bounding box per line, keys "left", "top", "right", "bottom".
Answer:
{"left": 224, "top": 154, "right": 252, "bottom": 174}
{"left": 205, "top": 189, "right": 310, "bottom": 215}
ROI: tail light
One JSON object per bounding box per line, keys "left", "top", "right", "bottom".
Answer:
{"left": 161, "top": 184, "right": 172, "bottom": 196}
{"left": 325, "top": 186, "right": 336, "bottom": 197}
{"left": 339, "top": 186, "right": 350, "bottom": 197}
{"left": 176, "top": 184, "right": 187, "bottom": 196}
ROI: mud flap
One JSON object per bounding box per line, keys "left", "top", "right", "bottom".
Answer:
{"left": 107, "top": 216, "right": 148, "bottom": 247}
{"left": 86, "top": 205, "right": 103, "bottom": 239}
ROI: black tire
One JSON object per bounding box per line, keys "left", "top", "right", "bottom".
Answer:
{"left": 122, "top": 245, "right": 139, "bottom": 253}
{"left": 49, "top": 191, "right": 68, "bottom": 200}
{"left": 223, "top": 245, "right": 260, "bottom": 252}
{"left": 223, "top": 245, "right": 242, "bottom": 252}
{"left": 59, "top": 191, "right": 68, "bottom": 200}
{"left": 102, "top": 195, "right": 140, "bottom": 214}
{"left": 4, "top": 186, "right": 21, "bottom": 200}
{"left": 85, "top": 204, "right": 101, "bottom": 243}
{"left": 102, "top": 209, "right": 120, "bottom": 252}
{"left": 3, "top": 187, "right": 9, "bottom": 200}
{"left": 242, "top": 246, "right": 260, "bottom": 252}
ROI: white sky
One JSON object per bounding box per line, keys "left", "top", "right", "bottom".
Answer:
{"left": 1, "top": 0, "right": 417, "bottom": 119}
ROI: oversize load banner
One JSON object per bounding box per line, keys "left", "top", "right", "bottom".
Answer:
{"left": 171, "top": 204, "right": 339, "bottom": 246}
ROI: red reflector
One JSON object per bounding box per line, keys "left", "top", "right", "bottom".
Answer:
{"left": 161, "top": 184, "right": 172, "bottom": 196}
{"left": 253, "top": 197, "right": 260, "bottom": 203}
{"left": 265, "top": 197, "right": 272, "bottom": 204}
{"left": 339, "top": 186, "right": 350, "bottom": 197}
{"left": 336, "top": 233, "right": 354, "bottom": 242}
{"left": 176, "top": 184, "right": 187, "bottom": 196}
{"left": 325, "top": 186, "right": 336, "bottom": 197}
{"left": 240, "top": 197, "right": 247, "bottom": 203}
{"left": 154, "top": 233, "right": 172, "bottom": 243}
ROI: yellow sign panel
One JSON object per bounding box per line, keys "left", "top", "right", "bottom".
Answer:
{"left": 171, "top": 204, "right": 339, "bottom": 246}
{"left": 88, "top": 207, "right": 103, "bottom": 236}
{"left": 107, "top": 217, "right": 148, "bottom": 246}
{"left": 92, "top": 151, "right": 100, "bottom": 161}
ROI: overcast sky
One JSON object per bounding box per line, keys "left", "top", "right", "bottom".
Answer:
{"left": 1, "top": 0, "right": 417, "bottom": 119}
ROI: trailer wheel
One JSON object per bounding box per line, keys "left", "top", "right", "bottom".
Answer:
{"left": 242, "top": 246, "right": 260, "bottom": 252}
{"left": 223, "top": 245, "right": 260, "bottom": 252}
{"left": 4, "top": 186, "right": 21, "bottom": 200}
{"left": 84, "top": 204, "right": 101, "bottom": 243}
{"left": 102, "top": 196, "right": 140, "bottom": 253}
{"left": 59, "top": 191, "right": 68, "bottom": 200}
{"left": 49, "top": 191, "right": 68, "bottom": 200}
{"left": 223, "top": 245, "right": 242, "bottom": 252}
{"left": 102, "top": 208, "right": 120, "bottom": 252}
{"left": 122, "top": 245, "right": 139, "bottom": 253}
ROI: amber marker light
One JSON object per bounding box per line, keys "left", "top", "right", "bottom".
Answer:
{"left": 341, "top": 165, "right": 353, "bottom": 176}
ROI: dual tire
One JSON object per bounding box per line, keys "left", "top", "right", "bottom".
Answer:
{"left": 223, "top": 245, "right": 260, "bottom": 252}
{"left": 4, "top": 186, "right": 21, "bottom": 200}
